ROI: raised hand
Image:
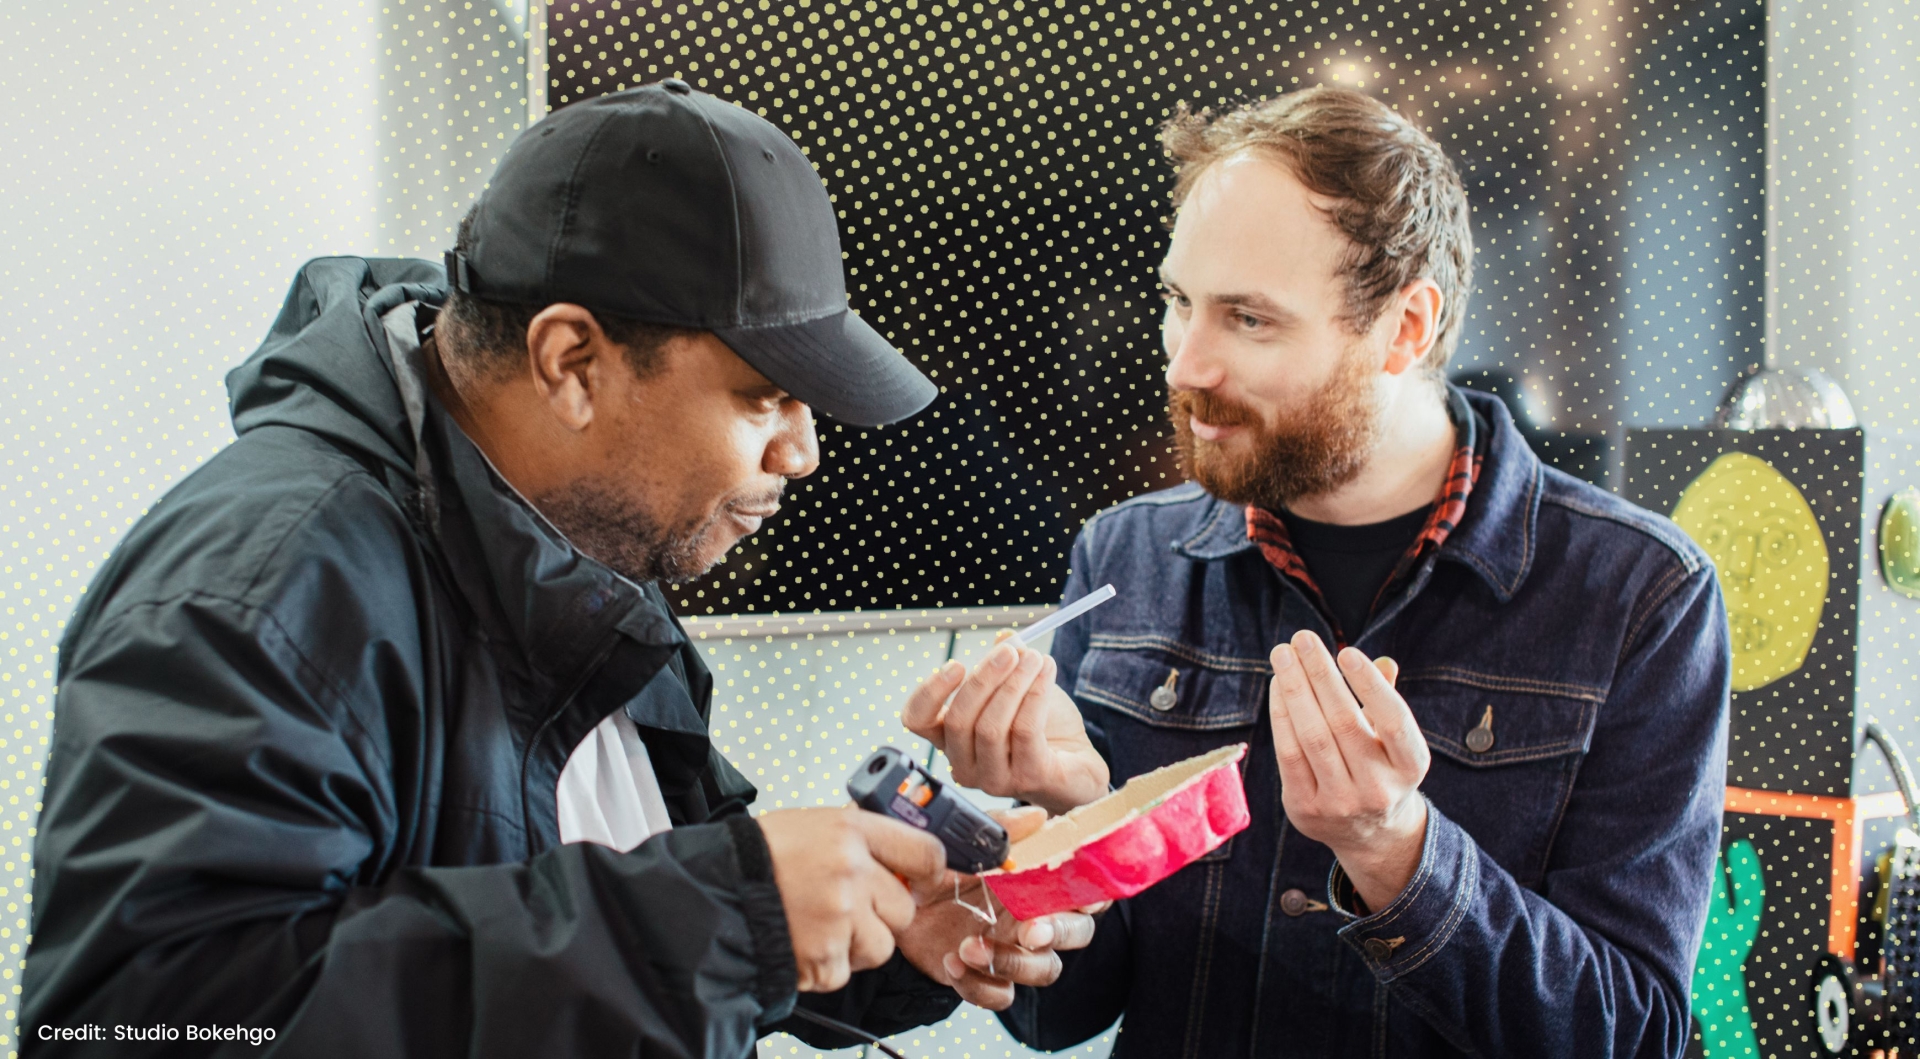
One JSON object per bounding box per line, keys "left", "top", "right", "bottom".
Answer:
{"left": 901, "top": 643, "right": 1109, "bottom": 816}
{"left": 1268, "top": 629, "right": 1431, "bottom": 911}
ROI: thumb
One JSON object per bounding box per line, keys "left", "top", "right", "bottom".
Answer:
{"left": 990, "top": 804, "right": 1049, "bottom": 844}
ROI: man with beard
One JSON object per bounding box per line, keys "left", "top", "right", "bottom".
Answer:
{"left": 905, "top": 86, "right": 1730, "bottom": 1056}
{"left": 22, "top": 81, "right": 1097, "bottom": 1057}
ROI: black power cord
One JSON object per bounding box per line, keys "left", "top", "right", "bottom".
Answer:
{"left": 789, "top": 1007, "right": 910, "bottom": 1059}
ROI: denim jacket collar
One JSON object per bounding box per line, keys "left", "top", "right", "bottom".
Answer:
{"left": 1170, "top": 387, "right": 1544, "bottom": 603}
{"left": 1170, "top": 493, "right": 1256, "bottom": 561}
{"left": 1435, "top": 389, "right": 1543, "bottom": 603}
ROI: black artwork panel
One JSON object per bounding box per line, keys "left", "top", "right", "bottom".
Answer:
{"left": 1705, "top": 815, "right": 1848, "bottom": 1059}
{"left": 1626, "top": 428, "right": 1864, "bottom": 796}
{"left": 546, "top": 0, "right": 1766, "bottom": 615}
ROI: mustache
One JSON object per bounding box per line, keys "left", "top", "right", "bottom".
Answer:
{"left": 1169, "top": 389, "right": 1260, "bottom": 431}
{"left": 726, "top": 482, "right": 787, "bottom": 512}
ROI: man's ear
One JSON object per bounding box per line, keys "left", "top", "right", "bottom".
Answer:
{"left": 523, "top": 304, "right": 613, "bottom": 432}
{"left": 1381, "top": 279, "right": 1444, "bottom": 377}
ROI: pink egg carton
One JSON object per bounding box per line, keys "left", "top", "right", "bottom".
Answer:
{"left": 982, "top": 743, "right": 1250, "bottom": 920}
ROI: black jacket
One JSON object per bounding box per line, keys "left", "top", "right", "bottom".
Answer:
{"left": 23, "top": 257, "right": 956, "bottom": 1056}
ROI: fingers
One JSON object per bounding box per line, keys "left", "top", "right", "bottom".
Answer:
{"left": 1290, "top": 630, "right": 1374, "bottom": 744}
{"left": 850, "top": 809, "right": 949, "bottom": 889}
{"left": 1339, "top": 648, "right": 1429, "bottom": 775}
{"left": 957, "top": 933, "right": 1063, "bottom": 987}
{"left": 847, "top": 901, "right": 899, "bottom": 974}
{"left": 1268, "top": 657, "right": 1318, "bottom": 798}
{"left": 798, "top": 949, "right": 851, "bottom": 993}
{"left": 903, "top": 659, "right": 966, "bottom": 749}
{"left": 990, "top": 805, "right": 1049, "bottom": 844}
{"left": 964, "top": 650, "right": 1049, "bottom": 791}
{"left": 1002, "top": 910, "right": 1097, "bottom": 952}
{"left": 862, "top": 859, "right": 917, "bottom": 934}
{"left": 1270, "top": 638, "right": 1351, "bottom": 787}
{"left": 939, "top": 953, "right": 1017, "bottom": 1010}
{"left": 939, "top": 644, "right": 1019, "bottom": 778}
{"left": 1004, "top": 658, "right": 1060, "bottom": 791}
{"left": 946, "top": 644, "right": 1047, "bottom": 787}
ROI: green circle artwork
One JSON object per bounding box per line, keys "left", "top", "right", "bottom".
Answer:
{"left": 1672, "top": 452, "right": 1829, "bottom": 692}
{"left": 1880, "top": 487, "right": 1920, "bottom": 600}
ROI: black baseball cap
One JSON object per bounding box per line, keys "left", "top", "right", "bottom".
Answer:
{"left": 445, "top": 78, "right": 936, "bottom": 427}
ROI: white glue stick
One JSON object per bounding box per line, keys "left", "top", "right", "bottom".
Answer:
{"left": 1008, "top": 584, "right": 1117, "bottom": 647}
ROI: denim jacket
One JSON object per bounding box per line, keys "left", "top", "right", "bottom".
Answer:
{"left": 1001, "top": 390, "right": 1731, "bottom": 1058}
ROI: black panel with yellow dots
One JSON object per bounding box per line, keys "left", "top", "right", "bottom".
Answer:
{"left": 546, "top": 0, "right": 1765, "bottom": 616}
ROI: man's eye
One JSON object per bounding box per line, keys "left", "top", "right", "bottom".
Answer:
{"left": 1235, "top": 312, "right": 1262, "bottom": 329}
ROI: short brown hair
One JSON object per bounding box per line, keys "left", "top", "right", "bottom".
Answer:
{"left": 1162, "top": 86, "right": 1475, "bottom": 372}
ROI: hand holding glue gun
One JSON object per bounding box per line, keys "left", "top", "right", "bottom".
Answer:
{"left": 893, "top": 804, "right": 1106, "bottom": 1010}
{"left": 841, "top": 752, "right": 1103, "bottom": 1009}
{"left": 902, "top": 586, "right": 1115, "bottom": 817}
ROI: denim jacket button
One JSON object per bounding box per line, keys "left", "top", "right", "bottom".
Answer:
{"left": 1280, "top": 888, "right": 1310, "bottom": 916}
{"left": 1363, "top": 938, "right": 1394, "bottom": 962}
{"left": 1466, "top": 705, "right": 1495, "bottom": 753}
{"left": 1149, "top": 668, "right": 1180, "bottom": 711}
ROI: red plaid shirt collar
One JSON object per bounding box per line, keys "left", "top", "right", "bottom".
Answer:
{"left": 1245, "top": 389, "right": 1484, "bottom": 645}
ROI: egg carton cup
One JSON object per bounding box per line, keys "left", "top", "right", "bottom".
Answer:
{"left": 982, "top": 743, "right": 1251, "bottom": 920}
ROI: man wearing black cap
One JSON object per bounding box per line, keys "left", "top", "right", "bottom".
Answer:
{"left": 21, "top": 80, "right": 1095, "bottom": 1057}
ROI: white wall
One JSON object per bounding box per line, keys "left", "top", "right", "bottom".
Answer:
{"left": 1767, "top": 0, "right": 1920, "bottom": 429}
{"left": 0, "top": 4, "right": 391, "bottom": 1049}
{"left": 0, "top": 0, "right": 527, "bottom": 1052}
{"left": 1765, "top": 0, "right": 1920, "bottom": 800}
{"left": 377, "top": 0, "right": 530, "bottom": 255}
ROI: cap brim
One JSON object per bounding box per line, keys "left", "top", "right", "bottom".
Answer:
{"left": 714, "top": 310, "right": 938, "bottom": 427}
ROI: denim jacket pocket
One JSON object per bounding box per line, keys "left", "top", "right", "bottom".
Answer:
{"left": 1075, "top": 634, "right": 1270, "bottom": 731}
{"left": 1400, "top": 667, "right": 1604, "bottom": 887}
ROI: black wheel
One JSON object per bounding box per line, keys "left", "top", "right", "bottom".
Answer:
{"left": 1812, "top": 953, "right": 1857, "bottom": 1056}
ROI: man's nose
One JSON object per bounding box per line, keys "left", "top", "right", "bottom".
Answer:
{"left": 766, "top": 402, "right": 820, "bottom": 479}
{"left": 1164, "top": 308, "right": 1225, "bottom": 393}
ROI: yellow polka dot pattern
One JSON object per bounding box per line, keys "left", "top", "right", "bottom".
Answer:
{"left": 1, "top": 2, "right": 529, "bottom": 1053}
{"left": 703, "top": 630, "right": 951, "bottom": 809}
{"left": 7, "top": 1, "right": 1920, "bottom": 1057}
{"left": 377, "top": 0, "right": 531, "bottom": 256}
{"left": 688, "top": 622, "right": 1117, "bottom": 1057}
{"left": 545, "top": 0, "right": 1776, "bottom": 619}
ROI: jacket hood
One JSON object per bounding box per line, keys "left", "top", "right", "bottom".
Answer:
{"left": 226, "top": 256, "right": 448, "bottom": 479}
{"left": 226, "top": 256, "right": 689, "bottom": 666}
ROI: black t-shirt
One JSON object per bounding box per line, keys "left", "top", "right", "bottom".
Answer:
{"left": 1278, "top": 503, "right": 1433, "bottom": 641}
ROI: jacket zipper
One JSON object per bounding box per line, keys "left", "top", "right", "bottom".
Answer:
{"left": 517, "top": 631, "right": 623, "bottom": 853}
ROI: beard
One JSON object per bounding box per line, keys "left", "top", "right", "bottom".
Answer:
{"left": 533, "top": 480, "right": 783, "bottom": 585}
{"left": 1169, "top": 339, "right": 1386, "bottom": 511}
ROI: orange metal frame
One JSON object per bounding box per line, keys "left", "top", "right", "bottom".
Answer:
{"left": 1725, "top": 785, "right": 1912, "bottom": 959}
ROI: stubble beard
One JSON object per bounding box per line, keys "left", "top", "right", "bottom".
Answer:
{"left": 534, "top": 481, "right": 783, "bottom": 585}
{"left": 1169, "top": 339, "right": 1387, "bottom": 512}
